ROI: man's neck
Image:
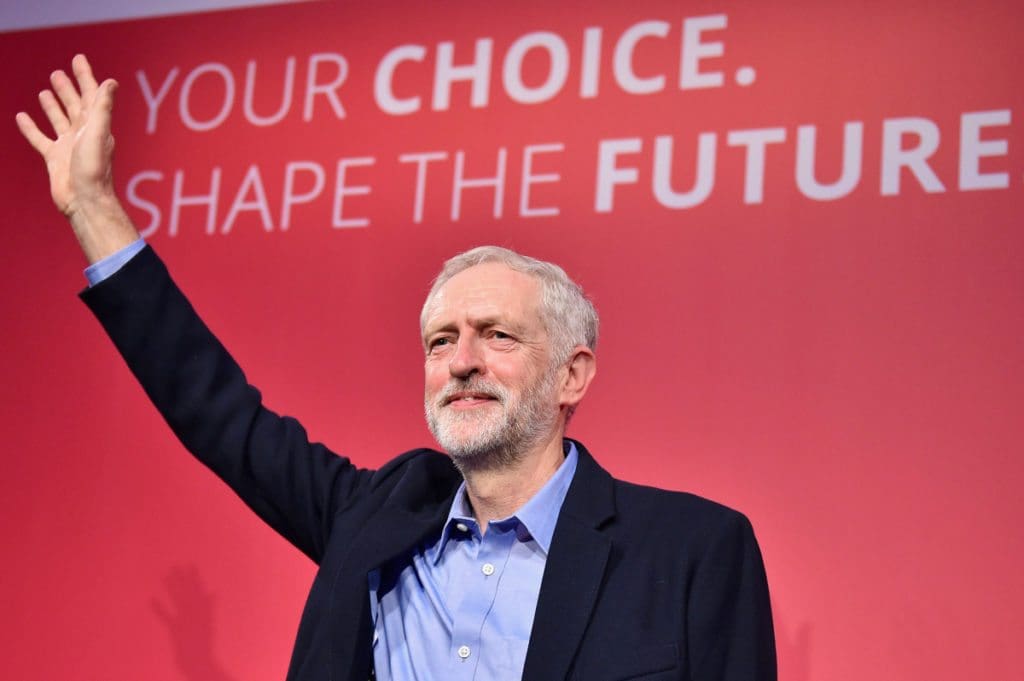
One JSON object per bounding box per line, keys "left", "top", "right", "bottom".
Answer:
{"left": 462, "top": 431, "right": 567, "bottom": 529}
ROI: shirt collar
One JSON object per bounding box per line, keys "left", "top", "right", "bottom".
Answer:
{"left": 430, "top": 440, "right": 579, "bottom": 563}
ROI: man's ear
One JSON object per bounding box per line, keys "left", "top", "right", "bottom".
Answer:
{"left": 559, "top": 345, "right": 597, "bottom": 410}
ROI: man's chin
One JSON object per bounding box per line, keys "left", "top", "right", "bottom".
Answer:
{"left": 432, "top": 424, "right": 508, "bottom": 463}
{"left": 436, "top": 432, "right": 499, "bottom": 458}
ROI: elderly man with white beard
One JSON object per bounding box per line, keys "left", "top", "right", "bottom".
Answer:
{"left": 18, "top": 55, "right": 777, "bottom": 681}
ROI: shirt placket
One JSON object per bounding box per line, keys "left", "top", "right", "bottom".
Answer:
{"left": 448, "top": 522, "right": 516, "bottom": 681}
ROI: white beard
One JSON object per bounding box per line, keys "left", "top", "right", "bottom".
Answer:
{"left": 425, "top": 369, "right": 559, "bottom": 472}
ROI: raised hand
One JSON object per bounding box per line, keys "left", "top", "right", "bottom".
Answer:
{"left": 16, "top": 54, "right": 139, "bottom": 263}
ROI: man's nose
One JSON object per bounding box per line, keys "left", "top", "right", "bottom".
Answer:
{"left": 448, "top": 337, "right": 485, "bottom": 378}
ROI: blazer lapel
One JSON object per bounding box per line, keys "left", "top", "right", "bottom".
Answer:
{"left": 522, "top": 442, "right": 616, "bottom": 681}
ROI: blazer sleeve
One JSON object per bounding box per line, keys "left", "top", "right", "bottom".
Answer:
{"left": 80, "top": 246, "right": 373, "bottom": 564}
{"left": 686, "top": 511, "right": 777, "bottom": 681}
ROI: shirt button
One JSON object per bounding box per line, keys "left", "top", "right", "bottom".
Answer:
{"left": 481, "top": 562, "right": 495, "bottom": 576}
{"left": 455, "top": 522, "right": 469, "bottom": 533}
{"left": 457, "top": 645, "right": 471, "bottom": 659}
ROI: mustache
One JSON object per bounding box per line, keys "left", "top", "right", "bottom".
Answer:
{"left": 435, "top": 378, "right": 509, "bottom": 406}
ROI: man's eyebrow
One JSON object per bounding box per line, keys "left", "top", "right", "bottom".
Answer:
{"left": 469, "top": 315, "right": 501, "bottom": 328}
{"left": 475, "top": 317, "right": 534, "bottom": 339}
{"left": 423, "top": 321, "right": 457, "bottom": 340}
{"left": 423, "top": 315, "right": 526, "bottom": 338}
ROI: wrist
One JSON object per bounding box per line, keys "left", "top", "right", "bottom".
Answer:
{"left": 67, "top": 192, "right": 140, "bottom": 264}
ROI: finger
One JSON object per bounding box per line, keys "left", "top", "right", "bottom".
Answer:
{"left": 71, "top": 54, "right": 99, "bottom": 100}
{"left": 50, "top": 69, "right": 82, "bottom": 121}
{"left": 96, "top": 78, "right": 119, "bottom": 111}
{"left": 14, "top": 112, "right": 54, "bottom": 155}
{"left": 38, "top": 89, "right": 70, "bottom": 135}
{"left": 88, "top": 79, "right": 119, "bottom": 134}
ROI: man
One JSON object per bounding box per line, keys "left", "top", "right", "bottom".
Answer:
{"left": 17, "top": 56, "right": 776, "bottom": 680}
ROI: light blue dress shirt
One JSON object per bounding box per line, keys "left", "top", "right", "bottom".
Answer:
{"left": 86, "top": 241, "right": 580, "bottom": 680}
{"left": 84, "top": 237, "right": 146, "bottom": 286}
{"left": 371, "top": 443, "right": 578, "bottom": 681}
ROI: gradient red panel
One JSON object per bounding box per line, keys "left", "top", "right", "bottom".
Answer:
{"left": 1, "top": 1, "right": 1021, "bottom": 679}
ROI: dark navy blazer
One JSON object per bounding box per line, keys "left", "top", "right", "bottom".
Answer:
{"left": 82, "top": 247, "right": 776, "bottom": 681}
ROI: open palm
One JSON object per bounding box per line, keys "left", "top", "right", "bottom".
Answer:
{"left": 16, "top": 54, "right": 118, "bottom": 216}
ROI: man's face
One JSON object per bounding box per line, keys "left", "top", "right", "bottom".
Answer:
{"left": 422, "top": 263, "right": 561, "bottom": 468}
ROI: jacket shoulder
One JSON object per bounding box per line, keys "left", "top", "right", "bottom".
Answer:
{"left": 610, "top": 477, "right": 758, "bottom": 544}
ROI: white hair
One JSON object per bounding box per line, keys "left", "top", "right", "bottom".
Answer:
{"left": 420, "top": 246, "right": 599, "bottom": 364}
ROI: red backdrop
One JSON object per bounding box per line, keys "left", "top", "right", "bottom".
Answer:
{"left": 1, "top": 1, "right": 1022, "bottom": 679}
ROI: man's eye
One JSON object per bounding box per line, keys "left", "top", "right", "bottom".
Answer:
{"left": 430, "top": 337, "right": 451, "bottom": 349}
{"left": 492, "top": 331, "right": 512, "bottom": 340}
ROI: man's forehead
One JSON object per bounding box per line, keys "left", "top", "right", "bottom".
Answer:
{"left": 426, "top": 263, "right": 543, "bottom": 327}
